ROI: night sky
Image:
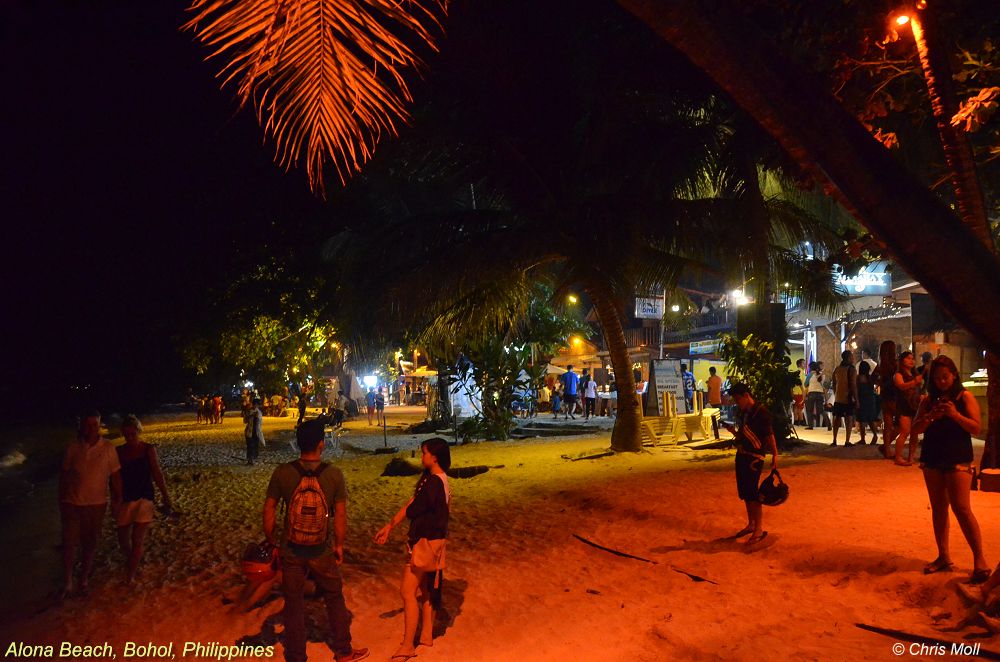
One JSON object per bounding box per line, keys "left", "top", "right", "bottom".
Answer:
{"left": 3, "top": 2, "right": 326, "bottom": 415}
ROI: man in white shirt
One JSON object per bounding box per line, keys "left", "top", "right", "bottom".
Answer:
{"left": 60, "top": 411, "right": 122, "bottom": 598}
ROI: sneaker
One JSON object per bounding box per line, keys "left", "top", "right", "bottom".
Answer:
{"left": 335, "top": 648, "right": 370, "bottom": 662}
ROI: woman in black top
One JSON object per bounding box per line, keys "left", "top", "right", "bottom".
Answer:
{"left": 912, "top": 356, "right": 989, "bottom": 582}
{"left": 374, "top": 438, "right": 451, "bottom": 660}
{"left": 115, "top": 415, "right": 172, "bottom": 583}
{"left": 892, "top": 351, "right": 924, "bottom": 465}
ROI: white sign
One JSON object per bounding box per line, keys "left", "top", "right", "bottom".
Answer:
{"left": 649, "top": 359, "right": 688, "bottom": 415}
{"left": 833, "top": 264, "right": 892, "bottom": 296}
{"left": 635, "top": 296, "right": 664, "bottom": 319}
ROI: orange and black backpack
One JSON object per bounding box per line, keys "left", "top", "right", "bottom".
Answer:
{"left": 286, "top": 462, "right": 330, "bottom": 553}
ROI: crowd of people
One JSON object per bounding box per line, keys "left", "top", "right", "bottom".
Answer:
{"left": 56, "top": 343, "right": 993, "bottom": 658}
{"left": 785, "top": 344, "right": 990, "bottom": 582}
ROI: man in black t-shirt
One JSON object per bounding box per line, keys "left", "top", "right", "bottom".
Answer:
{"left": 723, "top": 383, "right": 779, "bottom": 544}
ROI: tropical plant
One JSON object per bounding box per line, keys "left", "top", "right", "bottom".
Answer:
{"left": 718, "top": 333, "right": 794, "bottom": 445}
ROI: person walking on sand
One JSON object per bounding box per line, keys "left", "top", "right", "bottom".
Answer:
{"left": 115, "top": 415, "right": 173, "bottom": 583}
{"left": 297, "top": 389, "right": 309, "bottom": 425}
{"left": 722, "top": 384, "right": 778, "bottom": 545}
{"left": 911, "top": 356, "right": 990, "bottom": 583}
{"left": 830, "top": 350, "right": 859, "bottom": 446}
{"left": 244, "top": 398, "right": 265, "bottom": 465}
{"left": 375, "top": 388, "right": 386, "bottom": 426}
{"left": 707, "top": 366, "right": 723, "bottom": 438}
{"left": 561, "top": 365, "right": 579, "bottom": 420}
{"left": 374, "top": 438, "right": 452, "bottom": 661}
{"left": 366, "top": 387, "right": 377, "bottom": 426}
{"left": 59, "top": 410, "right": 122, "bottom": 599}
{"left": 892, "top": 351, "right": 924, "bottom": 466}
{"left": 263, "top": 420, "right": 369, "bottom": 662}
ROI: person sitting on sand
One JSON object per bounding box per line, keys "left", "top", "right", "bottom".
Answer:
{"left": 263, "top": 419, "right": 369, "bottom": 662}
{"left": 115, "top": 414, "right": 173, "bottom": 583}
{"left": 722, "top": 384, "right": 778, "bottom": 544}
{"left": 59, "top": 410, "right": 122, "bottom": 598}
{"left": 374, "top": 438, "right": 452, "bottom": 661}
{"left": 911, "top": 356, "right": 989, "bottom": 582}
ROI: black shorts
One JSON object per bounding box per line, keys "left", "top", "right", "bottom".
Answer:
{"left": 735, "top": 452, "right": 764, "bottom": 502}
{"left": 832, "top": 402, "right": 855, "bottom": 417}
{"left": 563, "top": 393, "right": 578, "bottom": 404}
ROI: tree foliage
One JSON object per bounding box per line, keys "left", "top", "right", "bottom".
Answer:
{"left": 718, "top": 332, "right": 794, "bottom": 445}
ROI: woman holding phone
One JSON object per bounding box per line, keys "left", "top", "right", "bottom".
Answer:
{"left": 912, "top": 356, "right": 989, "bottom": 581}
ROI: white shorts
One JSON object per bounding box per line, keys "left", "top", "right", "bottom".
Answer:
{"left": 117, "top": 499, "right": 155, "bottom": 527}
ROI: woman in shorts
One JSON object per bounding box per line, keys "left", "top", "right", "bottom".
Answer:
{"left": 374, "top": 438, "right": 451, "bottom": 660}
{"left": 116, "top": 415, "right": 173, "bottom": 583}
{"left": 892, "top": 351, "right": 923, "bottom": 465}
{"left": 912, "top": 356, "right": 989, "bottom": 582}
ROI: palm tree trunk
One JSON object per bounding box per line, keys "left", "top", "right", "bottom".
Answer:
{"left": 587, "top": 282, "right": 642, "bottom": 452}
{"left": 615, "top": 0, "right": 1000, "bottom": 355}
{"left": 906, "top": 8, "right": 999, "bottom": 468}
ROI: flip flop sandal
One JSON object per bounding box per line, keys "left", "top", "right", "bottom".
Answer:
{"left": 970, "top": 569, "right": 992, "bottom": 585}
{"left": 747, "top": 531, "right": 769, "bottom": 544}
{"left": 923, "top": 559, "right": 954, "bottom": 574}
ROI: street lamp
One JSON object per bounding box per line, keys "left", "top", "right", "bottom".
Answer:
{"left": 567, "top": 294, "right": 579, "bottom": 304}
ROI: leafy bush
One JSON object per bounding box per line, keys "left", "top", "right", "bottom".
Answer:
{"left": 718, "top": 333, "right": 794, "bottom": 445}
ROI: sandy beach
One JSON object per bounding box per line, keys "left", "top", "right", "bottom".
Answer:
{"left": 1, "top": 408, "right": 997, "bottom": 661}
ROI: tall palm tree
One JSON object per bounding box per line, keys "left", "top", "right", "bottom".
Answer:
{"left": 899, "top": 4, "right": 1000, "bottom": 467}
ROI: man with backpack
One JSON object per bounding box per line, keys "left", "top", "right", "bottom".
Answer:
{"left": 262, "top": 420, "right": 369, "bottom": 662}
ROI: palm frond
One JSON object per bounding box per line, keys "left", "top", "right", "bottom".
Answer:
{"left": 184, "top": 0, "right": 446, "bottom": 195}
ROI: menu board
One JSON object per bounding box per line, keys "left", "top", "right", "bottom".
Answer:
{"left": 649, "top": 359, "right": 687, "bottom": 415}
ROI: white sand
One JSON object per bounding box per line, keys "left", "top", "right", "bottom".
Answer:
{"left": 0, "top": 409, "right": 997, "bottom": 661}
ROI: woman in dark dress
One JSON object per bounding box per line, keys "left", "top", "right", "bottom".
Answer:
{"left": 374, "top": 438, "right": 452, "bottom": 660}
{"left": 912, "top": 356, "right": 989, "bottom": 582}
{"left": 874, "top": 340, "right": 897, "bottom": 458}
{"left": 855, "top": 361, "right": 879, "bottom": 445}
{"left": 116, "top": 415, "right": 173, "bottom": 583}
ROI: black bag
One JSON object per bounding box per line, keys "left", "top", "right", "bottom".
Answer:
{"left": 758, "top": 468, "right": 789, "bottom": 506}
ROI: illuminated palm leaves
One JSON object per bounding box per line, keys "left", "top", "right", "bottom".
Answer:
{"left": 184, "top": 0, "right": 446, "bottom": 195}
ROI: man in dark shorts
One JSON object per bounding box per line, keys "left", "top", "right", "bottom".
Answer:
{"left": 263, "top": 420, "right": 369, "bottom": 662}
{"left": 831, "top": 350, "right": 859, "bottom": 446}
{"left": 561, "top": 365, "right": 579, "bottom": 420}
{"left": 724, "top": 384, "right": 778, "bottom": 544}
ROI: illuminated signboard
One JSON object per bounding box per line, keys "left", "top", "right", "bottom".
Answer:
{"left": 634, "top": 296, "right": 664, "bottom": 319}
{"left": 833, "top": 264, "right": 892, "bottom": 297}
